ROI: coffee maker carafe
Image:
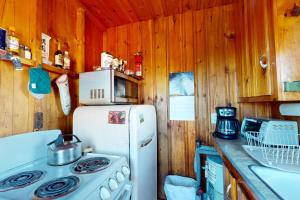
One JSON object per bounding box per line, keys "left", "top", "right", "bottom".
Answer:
{"left": 214, "top": 106, "right": 240, "bottom": 139}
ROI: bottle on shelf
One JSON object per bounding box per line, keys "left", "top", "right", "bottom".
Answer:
{"left": 7, "top": 26, "right": 19, "bottom": 55}
{"left": 54, "top": 41, "right": 63, "bottom": 68}
{"left": 63, "top": 51, "right": 70, "bottom": 70}
{"left": 24, "top": 46, "right": 31, "bottom": 60}
{"left": 135, "top": 51, "right": 143, "bottom": 78}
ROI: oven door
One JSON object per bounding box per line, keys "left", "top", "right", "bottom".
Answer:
{"left": 115, "top": 182, "right": 132, "bottom": 200}
{"left": 112, "top": 71, "right": 139, "bottom": 104}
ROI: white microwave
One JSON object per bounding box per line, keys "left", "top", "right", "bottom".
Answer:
{"left": 79, "top": 70, "right": 139, "bottom": 105}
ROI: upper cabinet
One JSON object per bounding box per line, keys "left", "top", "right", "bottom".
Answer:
{"left": 238, "top": 0, "right": 275, "bottom": 99}
{"left": 237, "top": 0, "right": 300, "bottom": 101}
{"left": 274, "top": 0, "right": 300, "bottom": 100}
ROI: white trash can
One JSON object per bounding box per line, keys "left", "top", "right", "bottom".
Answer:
{"left": 164, "top": 175, "right": 197, "bottom": 200}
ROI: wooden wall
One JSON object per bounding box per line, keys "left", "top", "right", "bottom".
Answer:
{"left": 101, "top": 3, "right": 274, "bottom": 198}
{"left": 85, "top": 16, "right": 103, "bottom": 72}
{"left": 0, "top": 0, "right": 85, "bottom": 137}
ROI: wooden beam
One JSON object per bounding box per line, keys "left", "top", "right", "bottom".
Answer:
{"left": 75, "top": 7, "right": 85, "bottom": 73}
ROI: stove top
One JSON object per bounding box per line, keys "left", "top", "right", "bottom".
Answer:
{"left": 71, "top": 157, "right": 110, "bottom": 174}
{"left": 0, "top": 170, "right": 44, "bottom": 192}
{"left": 0, "top": 153, "right": 128, "bottom": 200}
{"left": 33, "top": 176, "right": 79, "bottom": 199}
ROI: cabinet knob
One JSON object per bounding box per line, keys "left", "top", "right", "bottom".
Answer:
{"left": 259, "top": 54, "right": 268, "bottom": 69}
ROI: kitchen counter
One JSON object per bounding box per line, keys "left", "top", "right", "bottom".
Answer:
{"left": 213, "top": 136, "right": 280, "bottom": 200}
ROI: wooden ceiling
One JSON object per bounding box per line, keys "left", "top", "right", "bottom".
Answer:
{"left": 79, "top": 0, "right": 237, "bottom": 30}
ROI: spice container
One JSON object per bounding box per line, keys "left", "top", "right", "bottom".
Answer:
{"left": 63, "top": 51, "right": 70, "bottom": 70}
{"left": 0, "top": 28, "right": 6, "bottom": 50}
{"left": 24, "top": 46, "right": 31, "bottom": 59}
{"left": 7, "top": 27, "right": 19, "bottom": 55}
{"left": 19, "top": 45, "right": 25, "bottom": 57}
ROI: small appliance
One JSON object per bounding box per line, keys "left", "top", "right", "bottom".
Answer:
{"left": 241, "top": 117, "right": 298, "bottom": 145}
{"left": 214, "top": 106, "right": 239, "bottom": 139}
{"left": 79, "top": 70, "right": 139, "bottom": 105}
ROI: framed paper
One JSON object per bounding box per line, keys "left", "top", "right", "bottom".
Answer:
{"left": 169, "top": 72, "right": 195, "bottom": 121}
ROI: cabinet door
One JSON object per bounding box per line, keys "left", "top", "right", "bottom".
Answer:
{"left": 224, "top": 166, "right": 237, "bottom": 200}
{"left": 275, "top": 0, "right": 300, "bottom": 100}
{"left": 239, "top": 0, "right": 275, "bottom": 97}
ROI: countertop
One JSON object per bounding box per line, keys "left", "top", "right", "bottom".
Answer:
{"left": 213, "top": 136, "right": 280, "bottom": 200}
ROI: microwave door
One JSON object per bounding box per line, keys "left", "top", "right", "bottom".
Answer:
{"left": 113, "top": 71, "right": 139, "bottom": 104}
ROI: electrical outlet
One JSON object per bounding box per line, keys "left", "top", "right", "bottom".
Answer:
{"left": 211, "top": 113, "right": 217, "bottom": 124}
{"left": 34, "top": 112, "right": 43, "bottom": 131}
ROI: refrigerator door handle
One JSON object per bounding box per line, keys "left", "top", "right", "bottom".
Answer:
{"left": 140, "top": 137, "right": 153, "bottom": 148}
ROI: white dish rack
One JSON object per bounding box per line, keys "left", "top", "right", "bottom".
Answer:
{"left": 242, "top": 121, "right": 300, "bottom": 173}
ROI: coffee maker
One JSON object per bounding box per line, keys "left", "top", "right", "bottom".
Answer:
{"left": 214, "top": 106, "right": 240, "bottom": 139}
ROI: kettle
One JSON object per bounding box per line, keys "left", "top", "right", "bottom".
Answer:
{"left": 47, "top": 134, "right": 82, "bottom": 166}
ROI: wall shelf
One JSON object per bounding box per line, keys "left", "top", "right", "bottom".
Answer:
{"left": 42, "top": 64, "right": 79, "bottom": 79}
{"left": 0, "top": 56, "right": 35, "bottom": 67}
{"left": 0, "top": 53, "right": 78, "bottom": 79}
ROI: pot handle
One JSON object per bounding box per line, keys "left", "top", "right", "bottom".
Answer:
{"left": 47, "top": 134, "right": 64, "bottom": 146}
{"left": 63, "top": 134, "right": 82, "bottom": 143}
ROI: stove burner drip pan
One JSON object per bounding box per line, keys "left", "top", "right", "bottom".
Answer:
{"left": 33, "top": 176, "right": 79, "bottom": 199}
{"left": 71, "top": 157, "right": 110, "bottom": 174}
{"left": 0, "top": 170, "right": 44, "bottom": 192}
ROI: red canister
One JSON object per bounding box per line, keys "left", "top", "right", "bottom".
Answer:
{"left": 134, "top": 52, "right": 143, "bottom": 77}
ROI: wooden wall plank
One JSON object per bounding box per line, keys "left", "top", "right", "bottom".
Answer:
{"left": 106, "top": 28, "right": 117, "bottom": 55}
{"left": 140, "top": 20, "right": 154, "bottom": 104}
{"left": 128, "top": 22, "right": 141, "bottom": 70}
{"left": 116, "top": 25, "right": 128, "bottom": 60}
{"left": 153, "top": 17, "right": 169, "bottom": 198}
{"left": 167, "top": 13, "right": 186, "bottom": 176}
{"left": 85, "top": 15, "right": 103, "bottom": 71}
{"left": 182, "top": 11, "right": 196, "bottom": 177}
{"left": 194, "top": 9, "right": 208, "bottom": 144}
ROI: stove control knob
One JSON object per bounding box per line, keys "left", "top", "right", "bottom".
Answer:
{"left": 116, "top": 171, "right": 125, "bottom": 183}
{"left": 99, "top": 187, "right": 111, "bottom": 200}
{"left": 122, "top": 166, "right": 130, "bottom": 176}
{"left": 108, "top": 178, "right": 118, "bottom": 191}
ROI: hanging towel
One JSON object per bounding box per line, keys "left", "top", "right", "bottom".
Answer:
{"left": 29, "top": 65, "right": 51, "bottom": 94}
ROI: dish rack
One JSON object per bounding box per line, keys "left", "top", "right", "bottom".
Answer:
{"left": 242, "top": 130, "right": 300, "bottom": 173}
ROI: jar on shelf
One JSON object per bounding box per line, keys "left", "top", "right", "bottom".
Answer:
{"left": 24, "top": 46, "right": 31, "bottom": 60}
{"left": 19, "top": 44, "right": 25, "bottom": 57}
{"left": 7, "top": 26, "right": 19, "bottom": 55}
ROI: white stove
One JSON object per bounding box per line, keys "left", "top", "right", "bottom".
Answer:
{"left": 0, "top": 130, "right": 132, "bottom": 200}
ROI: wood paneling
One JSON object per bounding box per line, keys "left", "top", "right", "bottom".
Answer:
{"left": 0, "top": 0, "right": 85, "bottom": 137}
{"left": 274, "top": 0, "right": 300, "bottom": 100}
{"left": 85, "top": 15, "right": 103, "bottom": 71}
{"left": 101, "top": 3, "right": 266, "bottom": 198}
{"left": 79, "top": 0, "right": 238, "bottom": 30}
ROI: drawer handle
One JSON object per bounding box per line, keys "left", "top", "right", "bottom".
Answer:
{"left": 259, "top": 54, "right": 268, "bottom": 69}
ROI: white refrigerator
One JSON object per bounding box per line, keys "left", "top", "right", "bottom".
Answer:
{"left": 73, "top": 105, "right": 157, "bottom": 200}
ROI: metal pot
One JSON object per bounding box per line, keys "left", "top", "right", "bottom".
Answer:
{"left": 47, "top": 134, "right": 82, "bottom": 166}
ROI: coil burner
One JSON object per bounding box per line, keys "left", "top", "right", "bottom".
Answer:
{"left": 33, "top": 176, "right": 79, "bottom": 199}
{"left": 0, "top": 170, "right": 44, "bottom": 192}
{"left": 71, "top": 157, "right": 111, "bottom": 174}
